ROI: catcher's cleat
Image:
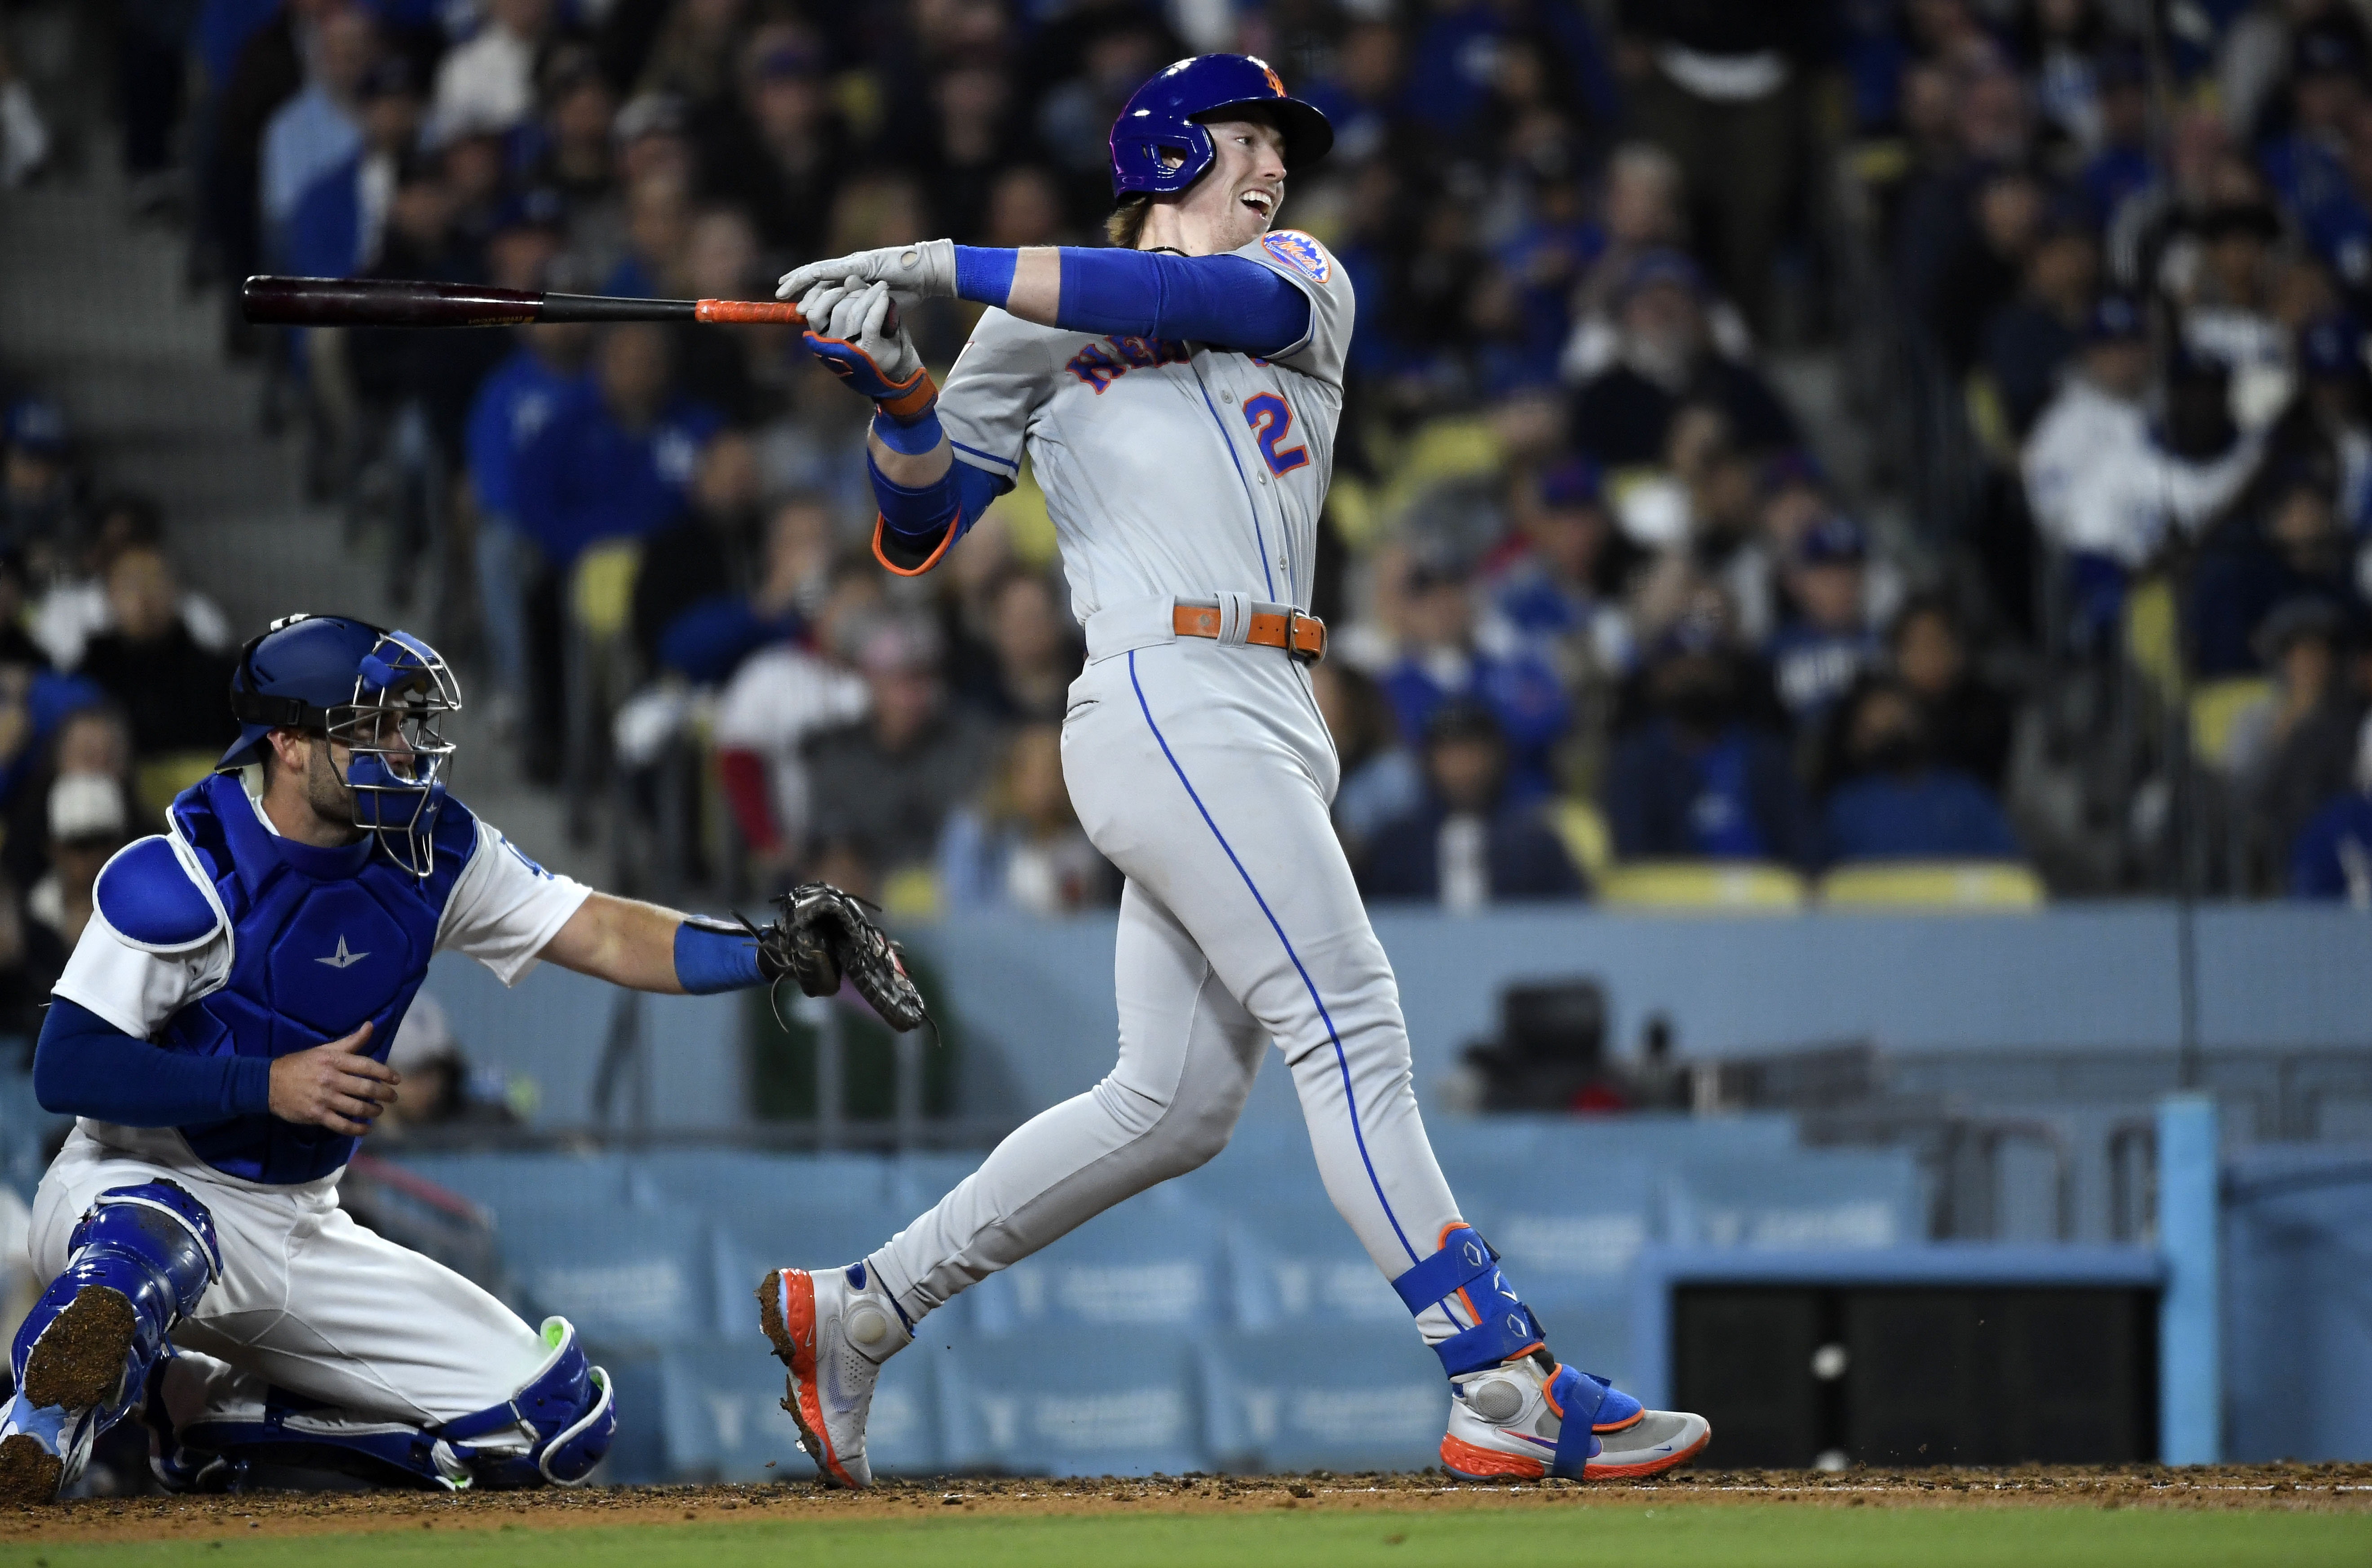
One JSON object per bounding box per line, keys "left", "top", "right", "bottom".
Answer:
{"left": 757, "top": 1262, "right": 910, "bottom": 1489}
{"left": 1438, "top": 1356, "right": 1709, "bottom": 1482}
{"left": 0, "top": 1284, "right": 141, "bottom": 1504}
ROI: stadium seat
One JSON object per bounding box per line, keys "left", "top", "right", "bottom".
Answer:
{"left": 939, "top": 1327, "right": 1207, "bottom": 1477}
{"left": 659, "top": 1334, "right": 943, "bottom": 1481}
{"left": 1551, "top": 797, "right": 1614, "bottom": 885}
{"left": 1817, "top": 860, "right": 2046, "bottom": 910}
{"left": 967, "top": 1188, "right": 1226, "bottom": 1337}
{"left": 498, "top": 1202, "right": 718, "bottom": 1348}
{"left": 136, "top": 751, "right": 221, "bottom": 822}
{"left": 1663, "top": 1151, "right": 1924, "bottom": 1250}
{"left": 2190, "top": 677, "right": 2274, "bottom": 771}
{"left": 1201, "top": 1325, "right": 1443, "bottom": 1474}
{"left": 1595, "top": 861, "right": 1809, "bottom": 911}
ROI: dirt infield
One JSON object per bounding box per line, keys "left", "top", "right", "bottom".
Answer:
{"left": 0, "top": 1464, "right": 2363, "bottom": 1544}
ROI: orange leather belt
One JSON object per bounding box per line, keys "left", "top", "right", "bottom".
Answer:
{"left": 1172, "top": 603, "right": 1327, "bottom": 663}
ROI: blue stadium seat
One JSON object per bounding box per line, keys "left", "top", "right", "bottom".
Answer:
{"left": 939, "top": 1328, "right": 1206, "bottom": 1477}
{"left": 1663, "top": 1150, "right": 1925, "bottom": 1249}
{"left": 966, "top": 1188, "right": 1226, "bottom": 1337}
{"left": 1222, "top": 1197, "right": 1405, "bottom": 1330}
{"left": 497, "top": 1202, "right": 718, "bottom": 1347}
{"left": 658, "top": 1334, "right": 944, "bottom": 1480}
{"left": 1200, "top": 1325, "right": 1443, "bottom": 1474}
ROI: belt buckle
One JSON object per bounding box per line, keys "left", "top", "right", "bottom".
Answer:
{"left": 1282, "top": 608, "right": 1321, "bottom": 665}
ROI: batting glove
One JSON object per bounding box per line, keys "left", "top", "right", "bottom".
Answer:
{"left": 778, "top": 238, "right": 956, "bottom": 306}
{"left": 803, "top": 280, "right": 934, "bottom": 421}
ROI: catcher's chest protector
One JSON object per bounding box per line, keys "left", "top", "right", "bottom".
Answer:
{"left": 157, "top": 773, "right": 473, "bottom": 1184}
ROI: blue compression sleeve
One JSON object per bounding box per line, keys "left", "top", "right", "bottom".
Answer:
{"left": 949, "top": 245, "right": 1310, "bottom": 354}
{"left": 673, "top": 920, "right": 764, "bottom": 994}
{"left": 33, "top": 997, "right": 273, "bottom": 1127}
{"left": 868, "top": 448, "right": 1009, "bottom": 543}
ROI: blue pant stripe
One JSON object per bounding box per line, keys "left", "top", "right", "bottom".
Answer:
{"left": 1127, "top": 651, "right": 1419, "bottom": 1265}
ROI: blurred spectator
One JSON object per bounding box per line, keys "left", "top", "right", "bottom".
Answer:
{"left": 938, "top": 724, "right": 1115, "bottom": 914}
{"left": 74, "top": 547, "right": 240, "bottom": 760}
{"left": 1619, "top": 0, "right": 1818, "bottom": 334}
{"left": 2168, "top": 201, "right": 2290, "bottom": 416}
{"left": 2, "top": 398, "right": 77, "bottom": 570}
{"left": 1562, "top": 142, "right": 1753, "bottom": 380}
{"left": 630, "top": 430, "right": 763, "bottom": 671}
{"left": 377, "top": 994, "right": 518, "bottom": 1135}
{"left": 713, "top": 558, "right": 877, "bottom": 883}
{"left": 1379, "top": 545, "right": 1570, "bottom": 802}
{"left": 1313, "top": 661, "right": 1423, "bottom": 873}
{"left": 640, "top": 470, "right": 828, "bottom": 688}
{"left": 431, "top": 0, "right": 554, "bottom": 144}
{"left": 31, "top": 493, "right": 232, "bottom": 669}
{"left": 672, "top": 206, "right": 768, "bottom": 423}
{"left": 1890, "top": 593, "right": 2015, "bottom": 795}
{"left": 2289, "top": 710, "right": 2372, "bottom": 901}
{"left": 954, "top": 569, "right": 1082, "bottom": 726}
{"left": 1819, "top": 678, "right": 2021, "bottom": 864}
{"left": 1605, "top": 610, "right": 1806, "bottom": 864}
{"left": 1932, "top": 168, "right": 2049, "bottom": 375}
{"left": 2267, "top": 314, "right": 2372, "bottom": 534}
{"left": 23, "top": 772, "right": 129, "bottom": 994}
{"left": 1567, "top": 250, "right": 1800, "bottom": 466}
{"left": 2227, "top": 597, "right": 2362, "bottom": 879}
{"left": 2022, "top": 292, "right": 2152, "bottom": 549}
{"left": 1982, "top": 203, "right": 2099, "bottom": 437}
{"left": 465, "top": 316, "right": 593, "bottom": 725}
{"left": 0, "top": 31, "right": 50, "bottom": 187}
{"left": 284, "top": 57, "right": 423, "bottom": 283}
{"left": 3, "top": 706, "right": 132, "bottom": 897}
{"left": 2189, "top": 470, "right": 2356, "bottom": 677}
{"left": 1363, "top": 699, "right": 1584, "bottom": 909}
{"left": 1767, "top": 512, "right": 1881, "bottom": 729}
{"left": 802, "top": 615, "right": 996, "bottom": 900}
{"left": 694, "top": 22, "right": 844, "bottom": 256}
{"left": 637, "top": 0, "right": 748, "bottom": 106}
{"left": 1482, "top": 457, "right": 1637, "bottom": 671}
{"left": 259, "top": 3, "right": 376, "bottom": 258}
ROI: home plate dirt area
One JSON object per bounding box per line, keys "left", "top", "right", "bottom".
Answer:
{"left": 0, "top": 1463, "right": 2363, "bottom": 1545}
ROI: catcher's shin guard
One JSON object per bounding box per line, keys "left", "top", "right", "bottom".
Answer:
{"left": 1393, "top": 1224, "right": 1708, "bottom": 1481}
{"left": 0, "top": 1181, "right": 219, "bottom": 1504}
{"left": 161, "top": 1317, "right": 614, "bottom": 1492}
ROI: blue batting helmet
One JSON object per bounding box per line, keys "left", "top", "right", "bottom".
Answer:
{"left": 223, "top": 614, "right": 463, "bottom": 877}
{"left": 1109, "top": 54, "right": 1333, "bottom": 199}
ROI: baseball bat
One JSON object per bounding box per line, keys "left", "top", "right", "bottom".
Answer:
{"left": 240, "top": 275, "right": 810, "bottom": 329}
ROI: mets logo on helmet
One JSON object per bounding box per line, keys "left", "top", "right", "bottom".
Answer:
{"left": 1261, "top": 62, "right": 1287, "bottom": 96}
{"left": 1261, "top": 230, "right": 1331, "bottom": 283}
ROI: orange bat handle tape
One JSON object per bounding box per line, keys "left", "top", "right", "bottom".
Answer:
{"left": 694, "top": 299, "right": 808, "bottom": 326}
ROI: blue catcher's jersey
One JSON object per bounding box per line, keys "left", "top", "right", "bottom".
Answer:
{"left": 137, "top": 771, "right": 475, "bottom": 1184}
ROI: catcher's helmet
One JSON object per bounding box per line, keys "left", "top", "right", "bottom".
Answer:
{"left": 222, "top": 614, "right": 462, "bottom": 877}
{"left": 1109, "top": 53, "right": 1333, "bottom": 199}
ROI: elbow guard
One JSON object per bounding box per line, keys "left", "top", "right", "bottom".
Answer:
{"left": 867, "top": 455, "right": 1010, "bottom": 577}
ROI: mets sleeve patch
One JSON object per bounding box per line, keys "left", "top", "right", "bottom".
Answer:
{"left": 1260, "top": 230, "right": 1332, "bottom": 283}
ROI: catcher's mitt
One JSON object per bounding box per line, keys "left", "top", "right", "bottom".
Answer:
{"left": 743, "top": 882, "right": 929, "bottom": 1034}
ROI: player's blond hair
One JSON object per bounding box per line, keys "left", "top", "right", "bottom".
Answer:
{"left": 1106, "top": 193, "right": 1154, "bottom": 248}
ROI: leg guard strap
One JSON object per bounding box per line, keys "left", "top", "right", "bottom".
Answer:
{"left": 436, "top": 1317, "right": 615, "bottom": 1486}
{"left": 1393, "top": 1225, "right": 1549, "bottom": 1378}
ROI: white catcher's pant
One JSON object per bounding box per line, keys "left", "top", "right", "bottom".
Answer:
{"left": 33, "top": 1126, "right": 551, "bottom": 1435}
{"left": 871, "top": 634, "right": 1468, "bottom": 1342}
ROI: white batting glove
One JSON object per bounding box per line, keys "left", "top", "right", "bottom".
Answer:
{"left": 777, "top": 239, "right": 957, "bottom": 305}
{"left": 807, "top": 280, "right": 923, "bottom": 393}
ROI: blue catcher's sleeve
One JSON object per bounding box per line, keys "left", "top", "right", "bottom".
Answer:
{"left": 952, "top": 246, "right": 1310, "bottom": 355}
{"left": 672, "top": 919, "right": 764, "bottom": 994}
{"left": 866, "top": 449, "right": 1011, "bottom": 577}
{"left": 33, "top": 998, "right": 272, "bottom": 1127}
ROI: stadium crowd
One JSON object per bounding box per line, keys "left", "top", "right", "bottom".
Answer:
{"left": 10, "top": 0, "right": 2372, "bottom": 919}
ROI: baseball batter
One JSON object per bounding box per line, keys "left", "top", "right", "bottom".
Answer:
{"left": 759, "top": 54, "right": 1709, "bottom": 1486}
{"left": 0, "top": 615, "right": 902, "bottom": 1500}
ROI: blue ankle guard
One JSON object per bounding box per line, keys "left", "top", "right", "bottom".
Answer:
{"left": 1390, "top": 1225, "right": 1547, "bottom": 1378}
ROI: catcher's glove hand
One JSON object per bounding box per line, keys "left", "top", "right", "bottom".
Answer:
{"left": 745, "top": 882, "right": 929, "bottom": 1034}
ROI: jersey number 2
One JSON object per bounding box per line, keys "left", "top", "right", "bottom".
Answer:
{"left": 1243, "top": 393, "right": 1309, "bottom": 476}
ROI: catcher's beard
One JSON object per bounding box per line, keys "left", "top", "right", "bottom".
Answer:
{"left": 298, "top": 737, "right": 367, "bottom": 840}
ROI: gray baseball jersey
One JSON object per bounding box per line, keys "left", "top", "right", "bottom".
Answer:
{"left": 936, "top": 229, "right": 1353, "bottom": 617}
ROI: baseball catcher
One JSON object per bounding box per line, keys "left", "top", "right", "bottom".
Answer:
{"left": 0, "top": 614, "right": 916, "bottom": 1501}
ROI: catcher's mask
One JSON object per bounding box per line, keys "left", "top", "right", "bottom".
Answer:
{"left": 222, "top": 614, "right": 462, "bottom": 878}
